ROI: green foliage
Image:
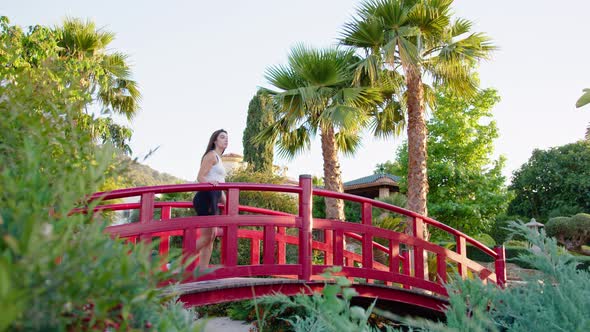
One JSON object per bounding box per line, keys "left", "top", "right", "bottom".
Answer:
{"left": 546, "top": 213, "right": 590, "bottom": 252}
{"left": 0, "top": 16, "right": 137, "bottom": 153}
{"left": 383, "top": 88, "right": 510, "bottom": 235}
{"left": 243, "top": 90, "right": 275, "bottom": 172}
{"left": 226, "top": 167, "right": 298, "bottom": 214}
{"left": 489, "top": 214, "right": 526, "bottom": 244}
{"left": 379, "top": 222, "right": 590, "bottom": 331}
{"left": 0, "top": 17, "right": 200, "bottom": 331}
{"left": 508, "top": 141, "right": 590, "bottom": 220}
{"left": 576, "top": 88, "right": 590, "bottom": 108}
{"left": 260, "top": 267, "right": 391, "bottom": 332}
{"left": 119, "top": 153, "right": 185, "bottom": 187}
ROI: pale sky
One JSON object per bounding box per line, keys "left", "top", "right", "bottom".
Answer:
{"left": 3, "top": 0, "right": 590, "bottom": 183}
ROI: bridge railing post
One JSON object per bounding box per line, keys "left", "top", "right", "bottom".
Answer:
{"left": 413, "top": 217, "right": 425, "bottom": 280}
{"left": 456, "top": 235, "right": 467, "bottom": 278}
{"left": 222, "top": 188, "right": 240, "bottom": 267}
{"left": 139, "top": 192, "right": 155, "bottom": 243}
{"left": 494, "top": 245, "right": 507, "bottom": 287}
{"left": 362, "top": 203, "right": 373, "bottom": 272}
{"left": 159, "top": 205, "right": 172, "bottom": 270}
{"left": 299, "top": 175, "right": 313, "bottom": 281}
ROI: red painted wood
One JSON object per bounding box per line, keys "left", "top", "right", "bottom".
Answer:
{"left": 333, "top": 229, "right": 344, "bottom": 266}
{"left": 362, "top": 203, "right": 373, "bottom": 273}
{"left": 313, "top": 188, "right": 497, "bottom": 258}
{"left": 277, "top": 227, "right": 286, "bottom": 264}
{"left": 179, "top": 281, "right": 447, "bottom": 312}
{"left": 456, "top": 236, "right": 467, "bottom": 277}
{"left": 299, "top": 175, "right": 313, "bottom": 281}
{"left": 159, "top": 206, "right": 172, "bottom": 257}
{"left": 494, "top": 246, "right": 507, "bottom": 287}
{"left": 250, "top": 239, "right": 260, "bottom": 265}
{"left": 389, "top": 241, "right": 400, "bottom": 274}
{"left": 226, "top": 188, "right": 239, "bottom": 216}
{"left": 401, "top": 249, "right": 411, "bottom": 289}
{"left": 182, "top": 228, "right": 197, "bottom": 272}
{"left": 77, "top": 178, "right": 507, "bottom": 308}
{"left": 324, "top": 229, "right": 333, "bottom": 265}
{"left": 437, "top": 254, "right": 447, "bottom": 283}
{"left": 263, "top": 225, "right": 276, "bottom": 264}
{"left": 223, "top": 225, "right": 238, "bottom": 267}
{"left": 138, "top": 192, "right": 155, "bottom": 243}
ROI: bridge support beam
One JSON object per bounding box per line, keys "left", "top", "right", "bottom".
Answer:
{"left": 299, "top": 175, "right": 313, "bottom": 281}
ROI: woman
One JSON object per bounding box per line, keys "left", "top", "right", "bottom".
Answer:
{"left": 193, "top": 129, "right": 228, "bottom": 268}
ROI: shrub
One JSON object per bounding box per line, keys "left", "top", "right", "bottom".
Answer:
{"left": 546, "top": 213, "right": 590, "bottom": 253}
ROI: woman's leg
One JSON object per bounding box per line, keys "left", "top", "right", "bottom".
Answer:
{"left": 196, "top": 227, "right": 215, "bottom": 268}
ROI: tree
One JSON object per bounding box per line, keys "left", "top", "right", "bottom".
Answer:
{"left": 260, "top": 45, "right": 382, "bottom": 220}
{"left": 0, "top": 18, "right": 199, "bottom": 330}
{"left": 341, "top": 0, "right": 495, "bottom": 223}
{"left": 0, "top": 17, "right": 139, "bottom": 153}
{"left": 546, "top": 214, "right": 590, "bottom": 254}
{"left": 508, "top": 141, "right": 590, "bottom": 220}
{"left": 57, "top": 18, "right": 141, "bottom": 119}
{"left": 243, "top": 89, "right": 275, "bottom": 172}
{"left": 378, "top": 88, "right": 510, "bottom": 236}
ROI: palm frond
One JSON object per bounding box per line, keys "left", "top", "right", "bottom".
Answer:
{"left": 334, "top": 130, "right": 363, "bottom": 156}
{"left": 320, "top": 104, "right": 368, "bottom": 132}
{"left": 101, "top": 52, "right": 132, "bottom": 79}
{"left": 340, "top": 17, "right": 385, "bottom": 49}
{"left": 450, "top": 18, "right": 473, "bottom": 38}
{"left": 575, "top": 88, "right": 590, "bottom": 108}
{"left": 275, "top": 126, "right": 312, "bottom": 159}
{"left": 369, "top": 99, "right": 406, "bottom": 138}
{"left": 265, "top": 64, "right": 304, "bottom": 91}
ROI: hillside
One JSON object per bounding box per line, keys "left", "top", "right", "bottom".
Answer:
{"left": 119, "top": 155, "right": 187, "bottom": 187}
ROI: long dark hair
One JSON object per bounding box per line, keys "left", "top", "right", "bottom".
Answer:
{"left": 202, "top": 129, "right": 227, "bottom": 161}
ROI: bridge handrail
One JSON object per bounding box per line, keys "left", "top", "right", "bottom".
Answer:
{"left": 79, "top": 201, "right": 406, "bottom": 262}
{"left": 80, "top": 176, "right": 507, "bottom": 290}
{"left": 87, "top": 183, "right": 302, "bottom": 202}
{"left": 85, "top": 184, "right": 496, "bottom": 259}
{"left": 313, "top": 188, "right": 498, "bottom": 259}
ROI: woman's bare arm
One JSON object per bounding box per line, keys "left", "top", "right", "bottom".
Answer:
{"left": 196, "top": 152, "right": 217, "bottom": 183}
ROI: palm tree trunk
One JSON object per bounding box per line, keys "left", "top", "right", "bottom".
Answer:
{"left": 320, "top": 125, "right": 345, "bottom": 220}
{"left": 404, "top": 64, "right": 429, "bottom": 238}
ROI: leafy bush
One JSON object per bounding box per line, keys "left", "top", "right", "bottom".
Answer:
{"left": 226, "top": 168, "right": 298, "bottom": 214}
{"left": 546, "top": 213, "right": 590, "bottom": 253}
{"left": 0, "top": 17, "right": 201, "bottom": 331}
{"left": 259, "top": 267, "right": 392, "bottom": 332}
{"left": 383, "top": 222, "right": 590, "bottom": 331}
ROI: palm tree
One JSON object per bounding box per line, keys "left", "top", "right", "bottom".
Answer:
{"left": 341, "top": 0, "right": 495, "bottom": 229}
{"left": 259, "top": 45, "right": 382, "bottom": 220}
{"left": 56, "top": 18, "right": 141, "bottom": 120}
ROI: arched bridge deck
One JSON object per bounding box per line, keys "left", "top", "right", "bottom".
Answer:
{"left": 80, "top": 175, "right": 506, "bottom": 314}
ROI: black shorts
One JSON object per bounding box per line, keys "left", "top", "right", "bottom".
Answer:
{"left": 193, "top": 191, "right": 222, "bottom": 216}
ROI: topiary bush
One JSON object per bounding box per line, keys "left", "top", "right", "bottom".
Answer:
{"left": 546, "top": 213, "right": 590, "bottom": 253}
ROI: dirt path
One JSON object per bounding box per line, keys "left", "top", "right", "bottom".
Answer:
{"left": 199, "top": 317, "right": 254, "bottom": 332}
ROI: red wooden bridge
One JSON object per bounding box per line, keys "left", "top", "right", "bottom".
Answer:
{"left": 84, "top": 175, "right": 506, "bottom": 315}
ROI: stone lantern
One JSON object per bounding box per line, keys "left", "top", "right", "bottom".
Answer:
{"left": 524, "top": 218, "right": 544, "bottom": 253}
{"left": 524, "top": 218, "right": 544, "bottom": 234}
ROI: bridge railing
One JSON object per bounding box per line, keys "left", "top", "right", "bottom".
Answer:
{"left": 78, "top": 174, "right": 506, "bottom": 298}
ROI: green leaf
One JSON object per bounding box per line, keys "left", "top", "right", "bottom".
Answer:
{"left": 576, "top": 88, "right": 590, "bottom": 108}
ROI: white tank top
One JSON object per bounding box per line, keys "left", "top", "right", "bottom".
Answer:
{"left": 202, "top": 151, "right": 226, "bottom": 183}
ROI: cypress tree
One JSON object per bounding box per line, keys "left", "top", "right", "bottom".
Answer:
{"left": 243, "top": 89, "right": 274, "bottom": 172}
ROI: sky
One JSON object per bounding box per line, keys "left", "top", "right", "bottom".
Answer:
{"left": 3, "top": 0, "right": 590, "bottom": 183}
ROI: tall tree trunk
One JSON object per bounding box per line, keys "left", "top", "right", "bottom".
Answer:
{"left": 404, "top": 64, "right": 430, "bottom": 280}
{"left": 404, "top": 64, "right": 429, "bottom": 238}
{"left": 320, "top": 125, "right": 345, "bottom": 220}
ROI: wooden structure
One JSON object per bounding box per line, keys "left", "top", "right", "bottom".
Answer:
{"left": 78, "top": 175, "right": 507, "bottom": 314}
